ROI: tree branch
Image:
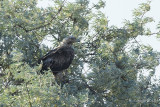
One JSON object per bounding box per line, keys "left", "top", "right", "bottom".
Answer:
{"left": 16, "top": 0, "right": 66, "bottom": 32}
{"left": 26, "top": 82, "right": 32, "bottom": 107}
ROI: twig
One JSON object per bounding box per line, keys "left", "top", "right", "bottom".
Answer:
{"left": 17, "top": 0, "right": 66, "bottom": 32}
{"left": 25, "top": 82, "right": 32, "bottom": 107}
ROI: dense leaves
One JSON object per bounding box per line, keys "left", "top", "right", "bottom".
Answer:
{"left": 0, "top": 0, "right": 160, "bottom": 106}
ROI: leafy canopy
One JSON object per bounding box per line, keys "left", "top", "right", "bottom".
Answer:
{"left": 0, "top": 0, "right": 160, "bottom": 106}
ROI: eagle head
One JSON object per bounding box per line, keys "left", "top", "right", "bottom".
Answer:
{"left": 62, "top": 36, "right": 80, "bottom": 46}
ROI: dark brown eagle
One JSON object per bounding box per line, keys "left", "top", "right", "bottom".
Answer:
{"left": 38, "top": 36, "right": 79, "bottom": 82}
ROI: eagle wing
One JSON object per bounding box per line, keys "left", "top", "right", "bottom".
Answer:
{"left": 41, "top": 48, "right": 58, "bottom": 61}
{"left": 39, "top": 46, "right": 74, "bottom": 74}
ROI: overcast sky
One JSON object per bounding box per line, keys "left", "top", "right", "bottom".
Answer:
{"left": 38, "top": 0, "right": 160, "bottom": 51}
{"left": 103, "top": 0, "right": 160, "bottom": 52}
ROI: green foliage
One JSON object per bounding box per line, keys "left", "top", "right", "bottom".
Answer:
{"left": 0, "top": 0, "right": 160, "bottom": 106}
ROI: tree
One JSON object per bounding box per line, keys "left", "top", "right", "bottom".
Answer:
{"left": 0, "top": 0, "right": 160, "bottom": 106}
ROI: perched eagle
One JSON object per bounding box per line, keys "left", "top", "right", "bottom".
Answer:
{"left": 38, "top": 36, "right": 79, "bottom": 81}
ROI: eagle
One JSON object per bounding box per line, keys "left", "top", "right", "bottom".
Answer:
{"left": 38, "top": 36, "right": 79, "bottom": 83}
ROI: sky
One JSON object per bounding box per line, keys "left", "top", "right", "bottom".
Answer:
{"left": 38, "top": 0, "right": 160, "bottom": 51}
{"left": 38, "top": 0, "right": 160, "bottom": 78}
{"left": 103, "top": 0, "right": 160, "bottom": 52}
